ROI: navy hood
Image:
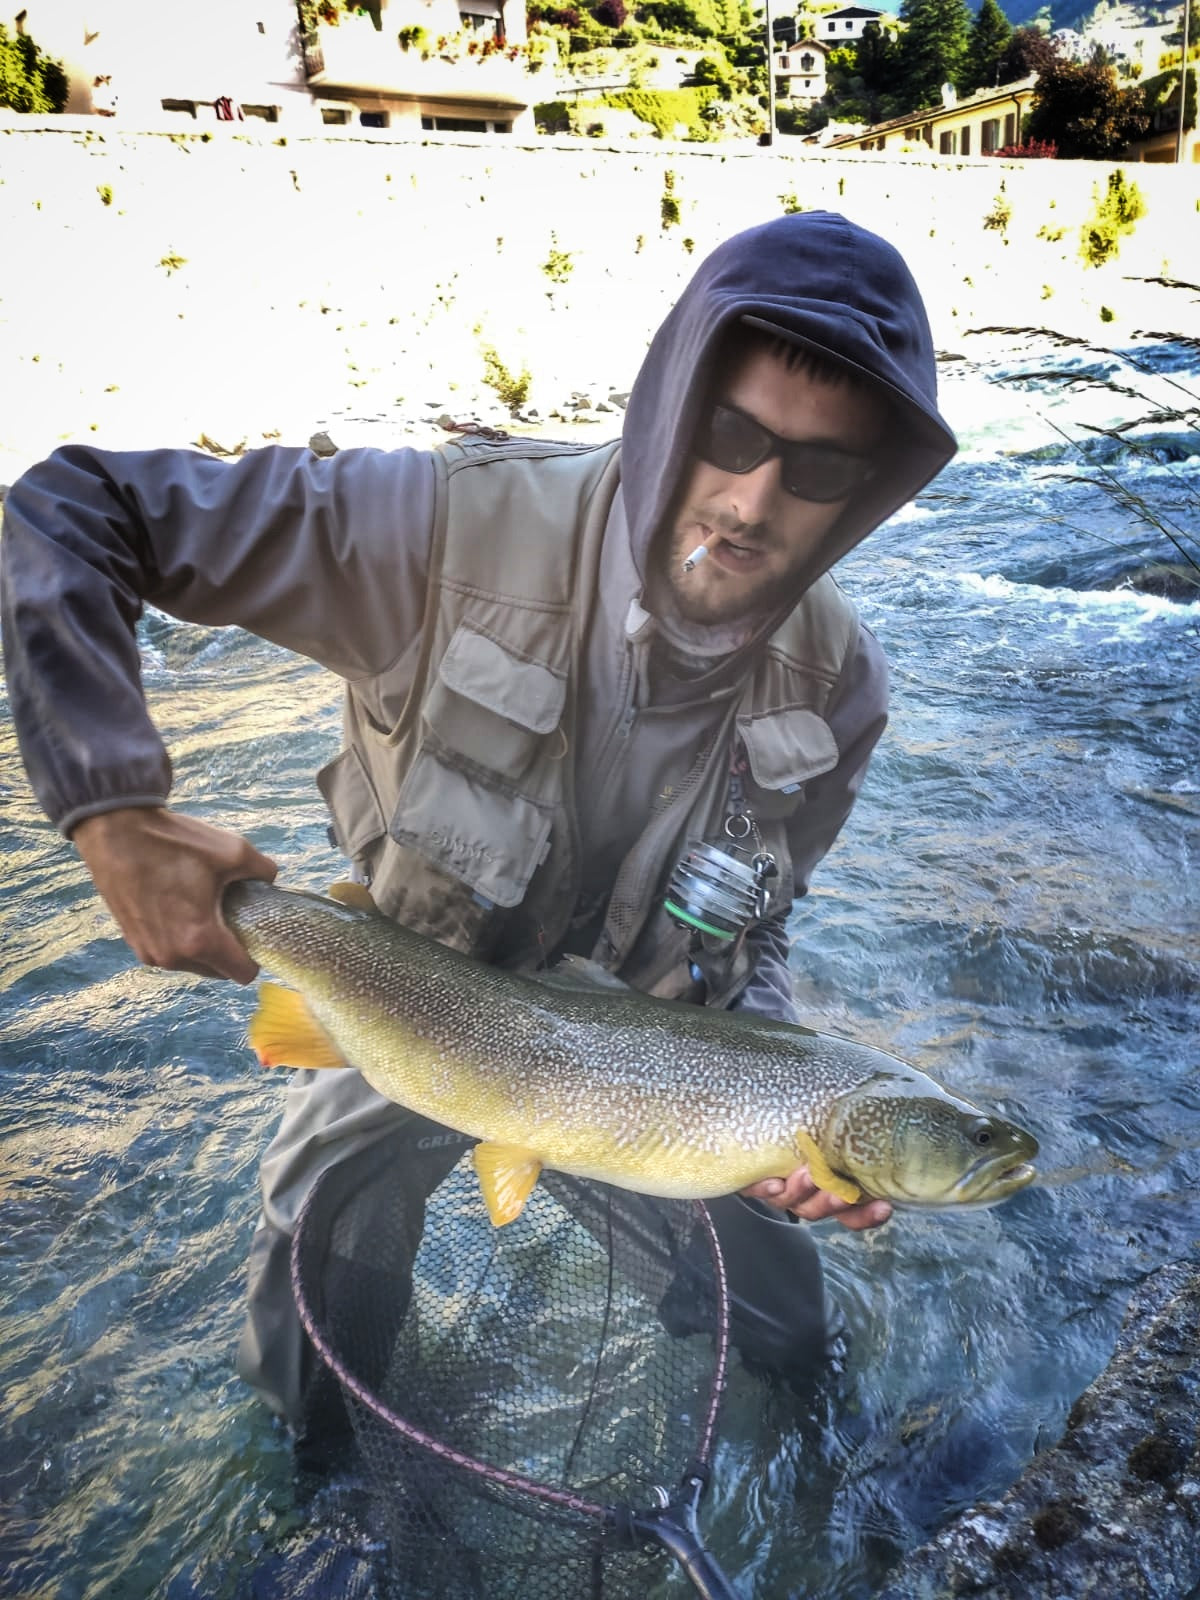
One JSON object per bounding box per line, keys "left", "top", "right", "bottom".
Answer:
{"left": 620, "top": 210, "right": 957, "bottom": 587}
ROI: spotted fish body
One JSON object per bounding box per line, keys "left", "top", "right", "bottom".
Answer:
{"left": 223, "top": 881, "right": 1038, "bottom": 1224}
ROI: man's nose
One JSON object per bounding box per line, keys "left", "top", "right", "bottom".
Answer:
{"left": 728, "top": 455, "right": 781, "bottom": 527}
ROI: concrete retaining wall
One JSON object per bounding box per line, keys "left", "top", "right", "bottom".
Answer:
{"left": 2, "top": 120, "right": 1197, "bottom": 477}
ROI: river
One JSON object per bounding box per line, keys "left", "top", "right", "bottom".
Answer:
{"left": 1, "top": 325, "right": 1197, "bottom": 1599}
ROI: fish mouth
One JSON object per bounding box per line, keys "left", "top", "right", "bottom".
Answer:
{"left": 949, "top": 1157, "right": 1038, "bottom": 1205}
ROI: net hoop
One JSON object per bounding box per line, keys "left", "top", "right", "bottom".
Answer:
{"left": 289, "top": 1162, "right": 732, "bottom": 1525}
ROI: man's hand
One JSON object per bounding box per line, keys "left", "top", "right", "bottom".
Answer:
{"left": 742, "top": 1169, "right": 892, "bottom": 1232}
{"left": 72, "top": 806, "right": 277, "bottom": 984}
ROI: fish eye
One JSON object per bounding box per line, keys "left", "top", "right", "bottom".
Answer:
{"left": 973, "top": 1126, "right": 994, "bottom": 1147}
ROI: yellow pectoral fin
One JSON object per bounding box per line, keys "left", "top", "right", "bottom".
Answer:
{"left": 472, "top": 1142, "right": 543, "bottom": 1227}
{"left": 795, "top": 1130, "right": 863, "bottom": 1205}
{"left": 248, "top": 982, "right": 348, "bottom": 1071}
{"left": 326, "top": 881, "right": 382, "bottom": 915}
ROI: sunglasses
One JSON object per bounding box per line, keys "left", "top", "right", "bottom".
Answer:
{"left": 696, "top": 402, "right": 877, "bottom": 503}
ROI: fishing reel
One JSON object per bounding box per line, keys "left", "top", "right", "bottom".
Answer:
{"left": 663, "top": 837, "right": 778, "bottom": 946}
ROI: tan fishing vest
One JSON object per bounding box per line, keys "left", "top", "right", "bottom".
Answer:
{"left": 317, "top": 435, "right": 859, "bottom": 1002}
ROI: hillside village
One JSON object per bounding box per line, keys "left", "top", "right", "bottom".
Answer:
{"left": 1, "top": 0, "right": 1195, "bottom": 158}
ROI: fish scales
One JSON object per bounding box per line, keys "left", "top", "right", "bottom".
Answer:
{"left": 224, "top": 881, "right": 1039, "bottom": 1214}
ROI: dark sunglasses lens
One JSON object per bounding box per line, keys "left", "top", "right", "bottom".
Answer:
{"left": 780, "top": 446, "right": 870, "bottom": 503}
{"left": 702, "top": 406, "right": 772, "bottom": 474}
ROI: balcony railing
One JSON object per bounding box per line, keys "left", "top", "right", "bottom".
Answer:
{"left": 304, "top": 16, "right": 536, "bottom": 105}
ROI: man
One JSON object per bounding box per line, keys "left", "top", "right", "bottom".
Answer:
{"left": 1, "top": 210, "right": 956, "bottom": 1429}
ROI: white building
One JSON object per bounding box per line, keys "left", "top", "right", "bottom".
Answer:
{"left": 818, "top": 6, "right": 892, "bottom": 46}
{"left": 775, "top": 39, "right": 830, "bottom": 102}
{"left": 8, "top": 0, "right": 537, "bottom": 132}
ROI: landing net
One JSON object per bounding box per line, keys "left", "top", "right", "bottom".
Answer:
{"left": 290, "top": 1143, "right": 737, "bottom": 1598}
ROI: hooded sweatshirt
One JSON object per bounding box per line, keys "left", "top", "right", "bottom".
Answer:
{"left": 1, "top": 211, "right": 954, "bottom": 1015}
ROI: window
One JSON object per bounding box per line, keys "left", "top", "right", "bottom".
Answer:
{"left": 799, "top": 52, "right": 814, "bottom": 70}
{"left": 421, "top": 115, "right": 512, "bottom": 132}
{"left": 321, "top": 106, "right": 350, "bottom": 124}
{"left": 981, "top": 117, "right": 1000, "bottom": 151}
{"left": 779, "top": 54, "right": 790, "bottom": 68}
{"left": 960, "top": 125, "right": 970, "bottom": 155}
{"left": 359, "top": 109, "right": 389, "bottom": 127}
{"left": 826, "top": 20, "right": 836, "bottom": 31}
{"left": 460, "top": 12, "right": 502, "bottom": 36}
{"left": 242, "top": 103, "right": 279, "bottom": 122}
{"left": 459, "top": 0, "right": 503, "bottom": 38}
{"left": 939, "top": 129, "right": 956, "bottom": 153}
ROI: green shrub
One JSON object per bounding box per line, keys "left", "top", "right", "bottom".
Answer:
{"left": 1080, "top": 169, "right": 1146, "bottom": 268}
{"left": 0, "top": 22, "right": 68, "bottom": 112}
{"left": 602, "top": 85, "right": 716, "bottom": 137}
{"left": 481, "top": 345, "right": 531, "bottom": 411}
{"left": 661, "top": 167, "right": 681, "bottom": 227}
{"left": 542, "top": 239, "right": 574, "bottom": 282}
{"left": 983, "top": 190, "right": 1011, "bottom": 237}
{"left": 534, "top": 99, "right": 573, "bottom": 132}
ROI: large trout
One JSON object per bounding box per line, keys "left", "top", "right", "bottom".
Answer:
{"left": 224, "top": 880, "right": 1038, "bottom": 1226}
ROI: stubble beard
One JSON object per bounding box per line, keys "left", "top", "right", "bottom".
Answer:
{"left": 660, "top": 504, "right": 781, "bottom": 627}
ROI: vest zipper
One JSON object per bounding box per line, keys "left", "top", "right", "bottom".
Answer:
{"left": 598, "top": 706, "right": 735, "bottom": 969}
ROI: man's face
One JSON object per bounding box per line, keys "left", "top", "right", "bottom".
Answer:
{"left": 652, "top": 344, "right": 886, "bottom": 627}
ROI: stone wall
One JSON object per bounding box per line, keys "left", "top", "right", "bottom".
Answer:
{"left": 2, "top": 120, "right": 1198, "bottom": 478}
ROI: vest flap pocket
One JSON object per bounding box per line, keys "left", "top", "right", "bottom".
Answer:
{"left": 440, "top": 627, "right": 565, "bottom": 734}
{"left": 390, "top": 754, "right": 552, "bottom": 909}
{"left": 317, "top": 746, "right": 387, "bottom": 858}
{"left": 739, "top": 709, "right": 840, "bottom": 793}
{"left": 429, "top": 627, "right": 566, "bottom": 781}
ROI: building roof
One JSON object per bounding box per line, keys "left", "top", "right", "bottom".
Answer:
{"left": 826, "top": 73, "right": 1037, "bottom": 143}
{"left": 824, "top": 7, "right": 887, "bottom": 18}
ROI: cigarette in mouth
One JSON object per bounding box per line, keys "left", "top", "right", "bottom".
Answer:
{"left": 682, "top": 533, "right": 719, "bottom": 573}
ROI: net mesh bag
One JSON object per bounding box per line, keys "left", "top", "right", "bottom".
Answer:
{"left": 290, "top": 1142, "right": 733, "bottom": 1600}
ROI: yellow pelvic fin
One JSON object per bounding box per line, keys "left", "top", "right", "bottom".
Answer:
{"left": 248, "top": 982, "right": 348, "bottom": 1071}
{"left": 795, "top": 1129, "right": 863, "bottom": 1205}
{"left": 327, "top": 881, "right": 381, "bottom": 914}
{"left": 472, "top": 1142, "right": 543, "bottom": 1227}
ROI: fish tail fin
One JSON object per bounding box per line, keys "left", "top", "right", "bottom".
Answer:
{"left": 472, "top": 1142, "right": 543, "bottom": 1226}
{"left": 248, "top": 982, "right": 348, "bottom": 1071}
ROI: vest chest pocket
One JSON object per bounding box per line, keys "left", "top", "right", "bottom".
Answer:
{"left": 426, "top": 625, "right": 566, "bottom": 783}
{"left": 389, "top": 626, "right": 566, "bottom": 908}
{"left": 738, "top": 707, "right": 840, "bottom": 821}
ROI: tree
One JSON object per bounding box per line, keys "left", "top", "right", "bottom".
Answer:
{"left": 895, "top": 0, "right": 972, "bottom": 110}
{"left": 1025, "top": 53, "right": 1151, "bottom": 158}
{"left": 963, "top": 0, "right": 1011, "bottom": 93}
{"left": 0, "top": 23, "right": 68, "bottom": 112}
{"left": 998, "top": 24, "right": 1058, "bottom": 84}
{"left": 592, "top": 0, "right": 627, "bottom": 25}
{"left": 855, "top": 19, "right": 902, "bottom": 110}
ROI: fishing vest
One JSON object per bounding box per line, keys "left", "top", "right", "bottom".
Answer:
{"left": 317, "top": 435, "right": 859, "bottom": 1003}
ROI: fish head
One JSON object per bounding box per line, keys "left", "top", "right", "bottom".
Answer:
{"left": 825, "top": 1076, "right": 1039, "bottom": 1207}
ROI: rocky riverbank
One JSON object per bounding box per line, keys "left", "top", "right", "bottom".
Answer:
{"left": 877, "top": 1257, "right": 1200, "bottom": 1599}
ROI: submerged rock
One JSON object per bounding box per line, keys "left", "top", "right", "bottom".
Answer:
{"left": 876, "top": 1258, "right": 1200, "bottom": 1600}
